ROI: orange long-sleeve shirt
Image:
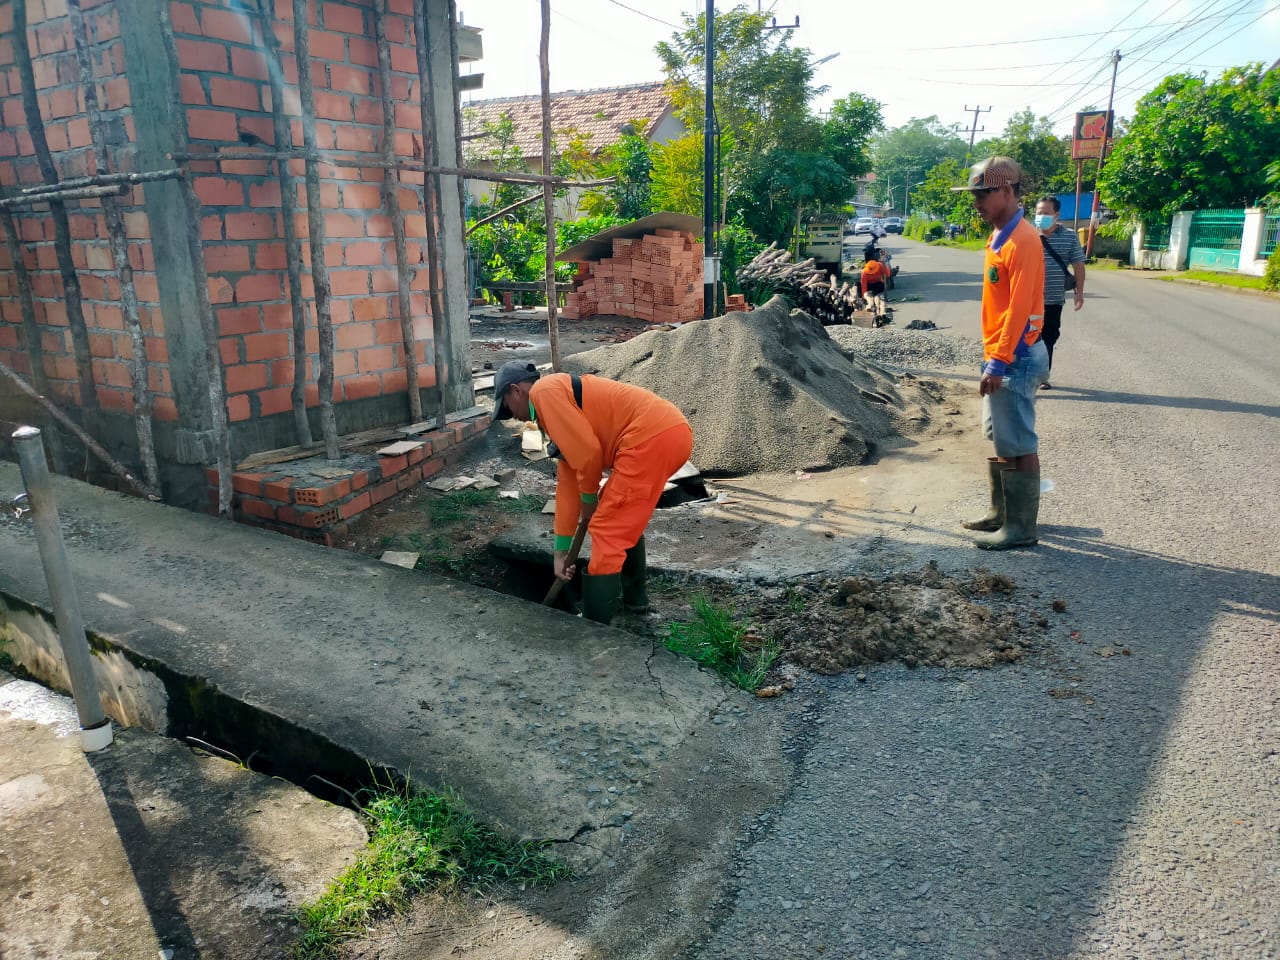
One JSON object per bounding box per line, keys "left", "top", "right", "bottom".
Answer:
{"left": 861, "top": 259, "right": 889, "bottom": 293}
{"left": 529, "top": 374, "right": 688, "bottom": 540}
{"left": 981, "top": 215, "right": 1045, "bottom": 371}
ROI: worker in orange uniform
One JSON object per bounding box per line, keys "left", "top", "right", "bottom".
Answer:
{"left": 860, "top": 250, "right": 891, "bottom": 323}
{"left": 493, "top": 362, "right": 693, "bottom": 624}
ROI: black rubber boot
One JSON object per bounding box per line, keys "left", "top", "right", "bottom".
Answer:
{"left": 581, "top": 573, "right": 622, "bottom": 624}
{"left": 975, "top": 469, "right": 1040, "bottom": 550}
{"left": 962, "top": 459, "right": 1007, "bottom": 532}
{"left": 620, "top": 536, "right": 650, "bottom": 613}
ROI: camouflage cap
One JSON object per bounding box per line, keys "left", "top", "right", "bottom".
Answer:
{"left": 952, "top": 155, "right": 1022, "bottom": 192}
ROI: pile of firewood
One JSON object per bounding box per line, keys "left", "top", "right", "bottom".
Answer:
{"left": 734, "top": 244, "right": 866, "bottom": 325}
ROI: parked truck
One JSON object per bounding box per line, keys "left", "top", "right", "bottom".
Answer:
{"left": 801, "top": 217, "right": 845, "bottom": 280}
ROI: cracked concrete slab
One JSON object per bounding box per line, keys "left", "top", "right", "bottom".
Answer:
{"left": 0, "top": 464, "right": 729, "bottom": 866}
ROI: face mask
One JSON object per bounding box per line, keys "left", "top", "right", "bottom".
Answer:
{"left": 1034, "top": 214, "right": 1055, "bottom": 230}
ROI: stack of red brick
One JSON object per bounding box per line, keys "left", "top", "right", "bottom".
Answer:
{"left": 209, "top": 412, "right": 490, "bottom": 546}
{"left": 725, "top": 294, "right": 749, "bottom": 312}
{"left": 562, "top": 228, "right": 703, "bottom": 323}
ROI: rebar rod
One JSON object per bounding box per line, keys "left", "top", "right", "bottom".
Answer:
{"left": 12, "top": 0, "right": 97, "bottom": 412}
{"left": 293, "top": 0, "right": 340, "bottom": 459}
{"left": 253, "top": 0, "right": 312, "bottom": 449}
{"left": 374, "top": 0, "right": 422, "bottom": 422}
{"left": 413, "top": 0, "right": 449, "bottom": 429}
{"left": 156, "top": 0, "right": 233, "bottom": 516}
{"left": 68, "top": 0, "right": 161, "bottom": 499}
{"left": 1, "top": 361, "right": 153, "bottom": 498}
{"left": 539, "top": 0, "right": 561, "bottom": 371}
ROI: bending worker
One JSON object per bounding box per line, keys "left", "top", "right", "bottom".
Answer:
{"left": 493, "top": 362, "right": 692, "bottom": 624}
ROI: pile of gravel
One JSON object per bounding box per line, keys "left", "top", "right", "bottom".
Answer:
{"left": 829, "top": 325, "right": 983, "bottom": 371}
{"left": 562, "top": 297, "right": 917, "bottom": 476}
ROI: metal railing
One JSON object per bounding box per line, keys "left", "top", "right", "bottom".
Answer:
{"left": 1261, "top": 211, "right": 1280, "bottom": 259}
{"left": 1141, "top": 220, "right": 1170, "bottom": 251}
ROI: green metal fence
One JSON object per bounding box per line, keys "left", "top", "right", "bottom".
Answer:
{"left": 1141, "top": 220, "right": 1170, "bottom": 251}
{"left": 1262, "top": 211, "right": 1280, "bottom": 259}
{"left": 1187, "top": 208, "right": 1245, "bottom": 271}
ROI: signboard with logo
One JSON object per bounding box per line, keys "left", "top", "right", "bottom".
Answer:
{"left": 1072, "top": 110, "right": 1113, "bottom": 161}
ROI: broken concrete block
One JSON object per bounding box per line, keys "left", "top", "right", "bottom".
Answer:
{"left": 379, "top": 551, "right": 419, "bottom": 569}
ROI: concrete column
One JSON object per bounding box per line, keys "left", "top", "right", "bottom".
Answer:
{"left": 427, "top": 0, "right": 475, "bottom": 411}
{"left": 1168, "top": 211, "right": 1194, "bottom": 272}
{"left": 1131, "top": 222, "right": 1144, "bottom": 267}
{"left": 1237, "top": 207, "right": 1266, "bottom": 277}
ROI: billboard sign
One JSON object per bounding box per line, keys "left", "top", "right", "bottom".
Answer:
{"left": 1073, "top": 110, "right": 1113, "bottom": 161}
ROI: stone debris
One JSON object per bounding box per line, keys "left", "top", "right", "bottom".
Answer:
{"left": 379, "top": 551, "right": 420, "bottom": 569}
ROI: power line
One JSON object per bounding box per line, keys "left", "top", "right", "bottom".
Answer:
{"left": 601, "top": 0, "right": 681, "bottom": 29}
{"left": 1122, "top": 0, "right": 1275, "bottom": 90}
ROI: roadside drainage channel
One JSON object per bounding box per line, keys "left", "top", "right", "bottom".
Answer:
{"left": 0, "top": 589, "right": 403, "bottom": 811}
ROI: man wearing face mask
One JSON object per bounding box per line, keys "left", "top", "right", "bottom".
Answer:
{"left": 952, "top": 156, "right": 1048, "bottom": 550}
{"left": 1034, "top": 196, "right": 1086, "bottom": 389}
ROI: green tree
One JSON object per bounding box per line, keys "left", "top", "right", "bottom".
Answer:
{"left": 906, "top": 158, "right": 981, "bottom": 233}
{"left": 976, "top": 109, "right": 1073, "bottom": 201}
{"left": 586, "top": 128, "right": 653, "bottom": 220}
{"left": 1100, "top": 64, "right": 1280, "bottom": 221}
{"left": 870, "top": 117, "right": 968, "bottom": 208}
{"left": 822, "top": 92, "right": 883, "bottom": 178}
{"left": 463, "top": 110, "right": 536, "bottom": 218}
{"left": 650, "top": 133, "right": 704, "bottom": 216}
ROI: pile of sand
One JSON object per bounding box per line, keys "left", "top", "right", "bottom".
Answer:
{"left": 563, "top": 297, "right": 924, "bottom": 476}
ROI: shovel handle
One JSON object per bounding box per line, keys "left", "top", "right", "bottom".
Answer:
{"left": 542, "top": 519, "right": 588, "bottom": 606}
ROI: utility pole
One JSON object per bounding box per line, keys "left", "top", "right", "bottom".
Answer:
{"left": 1085, "top": 49, "right": 1121, "bottom": 258}
{"left": 962, "top": 105, "right": 991, "bottom": 159}
{"left": 702, "top": 0, "right": 715, "bottom": 319}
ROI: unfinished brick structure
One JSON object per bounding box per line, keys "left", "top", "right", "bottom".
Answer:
{"left": 0, "top": 0, "right": 476, "bottom": 516}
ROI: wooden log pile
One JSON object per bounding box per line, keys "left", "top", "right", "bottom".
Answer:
{"left": 735, "top": 243, "right": 866, "bottom": 325}
{"left": 562, "top": 229, "right": 704, "bottom": 323}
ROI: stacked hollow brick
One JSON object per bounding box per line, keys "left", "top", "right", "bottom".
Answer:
{"left": 561, "top": 228, "right": 703, "bottom": 323}
{"left": 0, "top": 0, "right": 442, "bottom": 431}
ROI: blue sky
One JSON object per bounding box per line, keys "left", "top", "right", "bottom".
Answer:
{"left": 460, "top": 0, "right": 1280, "bottom": 137}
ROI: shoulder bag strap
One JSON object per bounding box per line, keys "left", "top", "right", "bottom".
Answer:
{"left": 1040, "top": 234, "right": 1073, "bottom": 279}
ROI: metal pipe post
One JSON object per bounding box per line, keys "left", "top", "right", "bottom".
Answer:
{"left": 702, "top": 0, "right": 716, "bottom": 319}
{"left": 12, "top": 427, "right": 113, "bottom": 752}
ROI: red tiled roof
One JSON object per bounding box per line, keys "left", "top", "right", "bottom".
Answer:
{"left": 463, "top": 82, "right": 675, "bottom": 161}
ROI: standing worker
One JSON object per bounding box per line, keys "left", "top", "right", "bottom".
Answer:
{"left": 952, "top": 156, "right": 1048, "bottom": 550}
{"left": 493, "top": 362, "right": 693, "bottom": 624}
{"left": 860, "top": 250, "right": 892, "bottom": 324}
{"left": 1033, "top": 196, "right": 1087, "bottom": 389}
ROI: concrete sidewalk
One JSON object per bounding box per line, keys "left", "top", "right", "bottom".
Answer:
{"left": 0, "top": 462, "right": 729, "bottom": 861}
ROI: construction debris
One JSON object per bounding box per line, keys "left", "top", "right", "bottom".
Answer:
{"left": 379, "top": 551, "right": 419, "bottom": 569}
{"left": 735, "top": 243, "right": 865, "bottom": 325}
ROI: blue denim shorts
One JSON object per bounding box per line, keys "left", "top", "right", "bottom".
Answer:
{"left": 982, "top": 339, "right": 1049, "bottom": 458}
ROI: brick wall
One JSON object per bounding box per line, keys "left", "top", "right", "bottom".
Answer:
{"left": 0, "top": 0, "right": 457, "bottom": 472}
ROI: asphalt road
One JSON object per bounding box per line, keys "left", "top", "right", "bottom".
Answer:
{"left": 679, "top": 237, "right": 1280, "bottom": 959}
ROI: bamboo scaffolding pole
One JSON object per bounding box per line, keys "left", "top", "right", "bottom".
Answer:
{"left": 464, "top": 191, "right": 543, "bottom": 236}
{"left": 156, "top": 1, "right": 233, "bottom": 516}
{"left": 413, "top": 0, "right": 450, "bottom": 430}
{"left": 538, "top": 0, "right": 561, "bottom": 371}
{"left": 169, "top": 149, "right": 613, "bottom": 187}
{"left": 293, "top": 0, "right": 340, "bottom": 460}
{"left": 68, "top": 0, "right": 161, "bottom": 499}
{"left": 0, "top": 360, "right": 154, "bottom": 500}
{"left": 374, "top": 0, "right": 422, "bottom": 422}
{"left": 12, "top": 0, "right": 97, "bottom": 412}
{"left": 0, "top": 183, "right": 129, "bottom": 209}
{"left": 253, "top": 0, "right": 312, "bottom": 449}
{"left": 445, "top": 0, "right": 467, "bottom": 250}
{"left": 17, "top": 168, "right": 183, "bottom": 197}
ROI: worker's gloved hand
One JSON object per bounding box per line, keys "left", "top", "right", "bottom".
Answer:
{"left": 553, "top": 550, "right": 576, "bottom": 582}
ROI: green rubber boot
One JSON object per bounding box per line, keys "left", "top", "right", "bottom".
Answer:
{"left": 581, "top": 572, "right": 622, "bottom": 624}
{"left": 620, "top": 536, "right": 650, "bottom": 614}
{"left": 962, "top": 459, "right": 1007, "bottom": 532}
{"left": 975, "top": 469, "right": 1040, "bottom": 550}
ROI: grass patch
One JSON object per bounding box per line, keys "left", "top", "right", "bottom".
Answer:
{"left": 664, "top": 595, "right": 779, "bottom": 691}
{"left": 428, "top": 488, "right": 499, "bottom": 524}
{"left": 1162, "top": 270, "right": 1272, "bottom": 291}
{"left": 932, "top": 237, "right": 988, "bottom": 251}
{"left": 295, "top": 781, "right": 570, "bottom": 959}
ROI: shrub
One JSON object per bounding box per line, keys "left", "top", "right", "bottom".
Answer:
{"left": 1265, "top": 243, "right": 1280, "bottom": 292}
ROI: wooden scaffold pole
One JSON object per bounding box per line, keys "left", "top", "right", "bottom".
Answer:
{"left": 538, "top": 0, "right": 561, "bottom": 371}
{"left": 11, "top": 0, "right": 97, "bottom": 414}
{"left": 413, "top": 0, "right": 452, "bottom": 430}
{"left": 156, "top": 0, "right": 234, "bottom": 516}
{"left": 293, "top": 0, "right": 341, "bottom": 460}
{"left": 374, "top": 0, "right": 423, "bottom": 422}
{"left": 254, "top": 0, "right": 314, "bottom": 450}
{"left": 67, "top": 0, "right": 161, "bottom": 499}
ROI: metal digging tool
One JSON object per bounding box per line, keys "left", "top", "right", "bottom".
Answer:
{"left": 542, "top": 519, "right": 588, "bottom": 606}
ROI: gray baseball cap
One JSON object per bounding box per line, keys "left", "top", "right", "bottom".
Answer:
{"left": 493, "top": 361, "right": 539, "bottom": 420}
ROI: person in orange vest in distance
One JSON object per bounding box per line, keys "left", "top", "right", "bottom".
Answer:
{"left": 861, "top": 250, "right": 891, "bottom": 323}
{"left": 493, "top": 362, "right": 693, "bottom": 625}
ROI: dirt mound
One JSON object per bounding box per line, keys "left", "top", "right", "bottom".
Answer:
{"left": 762, "top": 562, "right": 1042, "bottom": 673}
{"left": 562, "top": 297, "right": 923, "bottom": 475}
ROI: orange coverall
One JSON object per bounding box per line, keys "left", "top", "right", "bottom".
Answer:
{"left": 529, "top": 374, "right": 692, "bottom": 575}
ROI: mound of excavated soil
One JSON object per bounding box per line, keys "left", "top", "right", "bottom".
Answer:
{"left": 563, "top": 297, "right": 927, "bottom": 476}
{"left": 761, "top": 562, "right": 1043, "bottom": 673}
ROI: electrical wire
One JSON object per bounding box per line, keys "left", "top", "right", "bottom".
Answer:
{"left": 601, "top": 0, "right": 681, "bottom": 29}
{"left": 1122, "top": 0, "right": 1277, "bottom": 90}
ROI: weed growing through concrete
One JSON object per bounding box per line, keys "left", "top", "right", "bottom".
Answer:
{"left": 664, "top": 595, "right": 779, "bottom": 691}
{"left": 295, "top": 781, "right": 569, "bottom": 958}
